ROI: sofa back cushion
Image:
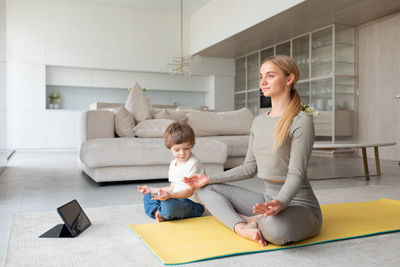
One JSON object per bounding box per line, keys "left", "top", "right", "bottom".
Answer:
{"left": 186, "top": 108, "right": 254, "bottom": 136}
{"left": 151, "top": 108, "right": 188, "bottom": 124}
{"left": 133, "top": 119, "right": 175, "bottom": 138}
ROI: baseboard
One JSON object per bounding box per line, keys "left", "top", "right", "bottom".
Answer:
{"left": 312, "top": 148, "right": 355, "bottom": 158}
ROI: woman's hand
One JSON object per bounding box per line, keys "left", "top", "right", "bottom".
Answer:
{"left": 151, "top": 189, "right": 171, "bottom": 201}
{"left": 183, "top": 174, "right": 210, "bottom": 189}
{"left": 137, "top": 185, "right": 151, "bottom": 195}
{"left": 253, "top": 199, "right": 284, "bottom": 217}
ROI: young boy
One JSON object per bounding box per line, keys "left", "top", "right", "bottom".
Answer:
{"left": 137, "top": 122, "right": 205, "bottom": 222}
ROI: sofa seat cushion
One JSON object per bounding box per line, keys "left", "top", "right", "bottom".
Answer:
{"left": 199, "top": 135, "right": 249, "bottom": 157}
{"left": 80, "top": 137, "right": 227, "bottom": 168}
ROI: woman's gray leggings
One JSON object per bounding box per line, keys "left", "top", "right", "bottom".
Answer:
{"left": 198, "top": 180, "right": 322, "bottom": 245}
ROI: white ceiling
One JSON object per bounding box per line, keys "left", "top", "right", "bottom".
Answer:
{"left": 196, "top": 0, "right": 400, "bottom": 58}
{"left": 61, "top": 0, "right": 400, "bottom": 59}
{"left": 64, "top": 0, "right": 211, "bottom": 15}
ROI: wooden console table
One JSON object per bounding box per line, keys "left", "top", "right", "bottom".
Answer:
{"left": 313, "top": 142, "right": 397, "bottom": 180}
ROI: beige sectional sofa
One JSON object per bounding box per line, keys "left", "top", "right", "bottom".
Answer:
{"left": 79, "top": 109, "right": 252, "bottom": 185}
{"left": 79, "top": 82, "right": 253, "bottom": 184}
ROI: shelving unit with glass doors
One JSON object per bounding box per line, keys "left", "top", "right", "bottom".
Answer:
{"left": 234, "top": 24, "right": 356, "bottom": 142}
{"left": 234, "top": 52, "right": 260, "bottom": 116}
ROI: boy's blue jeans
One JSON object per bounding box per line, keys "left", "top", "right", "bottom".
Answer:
{"left": 143, "top": 194, "right": 205, "bottom": 220}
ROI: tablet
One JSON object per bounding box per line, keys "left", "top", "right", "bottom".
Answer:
{"left": 57, "top": 199, "right": 91, "bottom": 237}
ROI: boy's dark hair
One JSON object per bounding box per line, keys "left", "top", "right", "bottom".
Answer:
{"left": 164, "top": 122, "right": 195, "bottom": 149}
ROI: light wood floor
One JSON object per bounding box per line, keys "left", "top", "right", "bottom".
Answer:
{"left": 1, "top": 151, "right": 399, "bottom": 265}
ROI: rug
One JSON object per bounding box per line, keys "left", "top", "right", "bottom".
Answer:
{"left": 3, "top": 204, "right": 154, "bottom": 267}
{"left": 128, "top": 199, "right": 400, "bottom": 265}
{"left": 4, "top": 185, "right": 400, "bottom": 267}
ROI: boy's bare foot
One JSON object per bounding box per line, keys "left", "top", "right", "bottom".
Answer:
{"left": 238, "top": 213, "right": 262, "bottom": 223}
{"left": 234, "top": 221, "right": 267, "bottom": 247}
{"left": 155, "top": 211, "right": 165, "bottom": 222}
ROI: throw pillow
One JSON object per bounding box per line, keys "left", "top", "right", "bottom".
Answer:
{"left": 186, "top": 108, "right": 254, "bottom": 136}
{"left": 133, "top": 119, "right": 175, "bottom": 138}
{"left": 114, "top": 106, "right": 135, "bottom": 137}
{"left": 176, "top": 106, "right": 193, "bottom": 111}
{"left": 125, "top": 82, "right": 152, "bottom": 123}
{"left": 152, "top": 108, "right": 188, "bottom": 124}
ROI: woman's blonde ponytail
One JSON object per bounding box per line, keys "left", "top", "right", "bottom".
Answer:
{"left": 273, "top": 89, "right": 302, "bottom": 149}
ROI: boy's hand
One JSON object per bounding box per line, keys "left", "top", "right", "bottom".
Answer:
{"left": 183, "top": 174, "right": 210, "bottom": 189}
{"left": 137, "top": 185, "right": 151, "bottom": 195}
{"left": 151, "top": 189, "right": 171, "bottom": 201}
{"left": 253, "top": 199, "right": 284, "bottom": 217}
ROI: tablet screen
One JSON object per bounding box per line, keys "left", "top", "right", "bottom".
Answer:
{"left": 57, "top": 200, "right": 91, "bottom": 237}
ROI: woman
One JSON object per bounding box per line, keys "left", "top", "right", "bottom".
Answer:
{"left": 183, "top": 55, "right": 322, "bottom": 246}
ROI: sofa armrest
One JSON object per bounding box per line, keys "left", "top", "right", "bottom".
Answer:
{"left": 80, "top": 110, "right": 115, "bottom": 144}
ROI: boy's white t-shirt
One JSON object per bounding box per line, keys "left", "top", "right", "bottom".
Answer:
{"left": 168, "top": 153, "right": 205, "bottom": 201}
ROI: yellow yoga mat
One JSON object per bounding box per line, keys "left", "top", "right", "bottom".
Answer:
{"left": 128, "top": 199, "right": 400, "bottom": 265}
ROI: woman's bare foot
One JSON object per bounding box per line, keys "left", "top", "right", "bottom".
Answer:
{"left": 239, "top": 213, "right": 262, "bottom": 223}
{"left": 155, "top": 211, "right": 165, "bottom": 222}
{"left": 234, "top": 221, "right": 267, "bottom": 246}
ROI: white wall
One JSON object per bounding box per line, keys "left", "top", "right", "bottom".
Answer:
{"left": 357, "top": 13, "right": 400, "bottom": 161}
{"left": 46, "top": 66, "right": 211, "bottom": 109}
{"left": 7, "top": 0, "right": 187, "bottom": 55}
{"left": 190, "top": 0, "right": 304, "bottom": 54}
{"left": 0, "top": 0, "right": 6, "bottom": 168}
{"left": 207, "top": 75, "right": 234, "bottom": 111}
{"left": 6, "top": 0, "right": 235, "bottom": 149}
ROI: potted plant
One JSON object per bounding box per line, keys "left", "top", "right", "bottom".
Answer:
{"left": 302, "top": 104, "right": 320, "bottom": 117}
{"left": 49, "top": 92, "right": 61, "bottom": 109}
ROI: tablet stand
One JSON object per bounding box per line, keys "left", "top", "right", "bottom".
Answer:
{"left": 39, "top": 224, "right": 74, "bottom": 238}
